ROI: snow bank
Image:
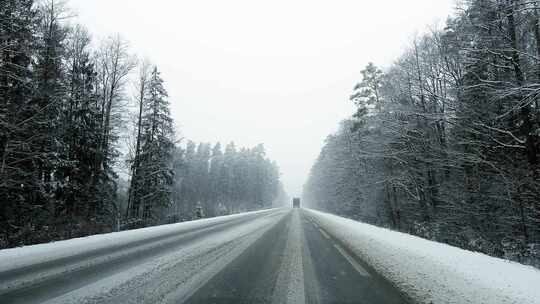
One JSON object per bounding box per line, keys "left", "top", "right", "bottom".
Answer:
{"left": 0, "top": 208, "right": 277, "bottom": 274}
{"left": 305, "top": 208, "right": 540, "bottom": 304}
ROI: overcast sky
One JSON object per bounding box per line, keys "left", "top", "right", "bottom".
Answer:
{"left": 69, "top": 0, "right": 455, "bottom": 197}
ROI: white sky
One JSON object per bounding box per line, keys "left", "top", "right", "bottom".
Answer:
{"left": 69, "top": 0, "right": 456, "bottom": 197}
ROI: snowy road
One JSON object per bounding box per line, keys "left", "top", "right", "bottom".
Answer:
{"left": 186, "top": 209, "right": 405, "bottom": 304}
{"left": 0, "top": 209, "right": 406, "bottom": 304}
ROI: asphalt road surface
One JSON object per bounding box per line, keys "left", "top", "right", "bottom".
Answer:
{"left": 185, "top": 210, "right": 406, "bottom": 304}
{"left": 1, "top": 209, "right": 407, "bottom": 304}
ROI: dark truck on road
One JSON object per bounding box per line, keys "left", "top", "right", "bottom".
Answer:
{"left": 293, "top": 197, "right": 300, "bottom": 208}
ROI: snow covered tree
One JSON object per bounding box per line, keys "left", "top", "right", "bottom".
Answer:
{"left": 128, "top": 66, "right": 174, "bottom": 223}
{"left": 0, "top": 0, "right": 38, "bottom": 246}
{"left": 350, "top": 62, "right": 383, "bottom": 123}
{"left": 305, "top": 0, "right": 540, "bottom": 266}
{"left": 171, "top": 140, "right": 282, "bottom": 217}
{"left": 126, "top": 60, "right": 151, "bottom": 221}
{"left": 0, "top": 1, "right": 189, "bottom": 247}
{"left": 93, "top": 35, "right": 136, "bottom": 223}
{"left": 57, "top": 24, "right": 105, "bottom": 235}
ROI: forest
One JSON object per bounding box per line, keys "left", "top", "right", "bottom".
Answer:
{"left": 304, "top": 0, "right": 540, "bottom": 267}
{"left": 0, "top": 0, "right": 284, "bottom": 249}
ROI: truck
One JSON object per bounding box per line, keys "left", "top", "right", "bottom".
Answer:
{"left": 293, "top": 197, "right": 300, "bottom": 208}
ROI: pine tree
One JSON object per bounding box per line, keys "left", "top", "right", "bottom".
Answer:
{"left": 0, "top": 0, "right": 37, "bottom": 246}
{"left": 194, "top": 143, "right": 211, "bottom": 215}
{"left": 58, "top": 24, "right": 104, "bottom": 235}
{"left": 129, "top": 66, "right": 174, "bottom": 223}
{"left": 209, "top": 142, "right": 224, "bottom": 210}
{"left": 32, "top": 0, "right": 73, "bottom": 235}
{"left": 126, "top": 61, "right": 151, "bottom": 221}
{"left": 350, "top": 62, "right": 383, "bottom": 124}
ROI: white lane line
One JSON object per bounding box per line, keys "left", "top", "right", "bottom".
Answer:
{"left": 318, "top": 228, "right": 330, "bottom": 240}
{"left": 333, "top": 244, "right": 371, "bottom": 277}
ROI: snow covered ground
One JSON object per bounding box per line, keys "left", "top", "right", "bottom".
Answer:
{"left": 306, "top": 208, "right": 540, "bottom": 304}
{"left": 2, "top": 207, "right": 538, "bottom": 304}
{"left": 0, "top": 208, "right": 283, "bottom": 297}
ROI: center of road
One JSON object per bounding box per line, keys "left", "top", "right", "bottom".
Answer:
{"left": 272, "top": 211, "right": 306, "bottom": 304}
{"left": 184, "top": 209, "right": 405, "bottom": 304}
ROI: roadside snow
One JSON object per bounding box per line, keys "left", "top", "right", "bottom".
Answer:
{"left": 306, "top": 208, "right": 540, "bottom": 304}
{"left": 0, "top": 208, "right": 275, "bottom": 273}
{"left": 0, "top": 208, "right": 278, "bottom": 294}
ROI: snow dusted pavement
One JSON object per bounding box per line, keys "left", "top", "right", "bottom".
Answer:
{"left": 1, "top": 208, "right": 537, "bottom": 304}
{"left": 0, "top": 208, "right": 406, "bottom": 304}
{"left": 272, "top": 209, "right": 305, "bottom": 303}
{"left": 0, "top": 209, "right": 288, "bottom": 303}
{"left": 180, "top": 209, "right": 405, "bottom": 304}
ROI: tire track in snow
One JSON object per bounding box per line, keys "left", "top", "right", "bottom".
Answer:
{"left": 38, "top": 210, "right": 288, "bottom": 304}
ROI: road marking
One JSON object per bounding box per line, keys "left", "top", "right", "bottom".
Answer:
{"left": 333, "top": 244, "right": 371, "bottom": 277}
{"left": 318, "top": 228, "right": 330, "bottom": 240}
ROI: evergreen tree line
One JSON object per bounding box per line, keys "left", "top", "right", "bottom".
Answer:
{"left": 304, "top": 0, "right": 540, "bottom": 266}
{"left": 0, "top": 0, "right": 284, "bottom": 249}
{"left": 169, "top": 142, "right": 285, "bottom": 222}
